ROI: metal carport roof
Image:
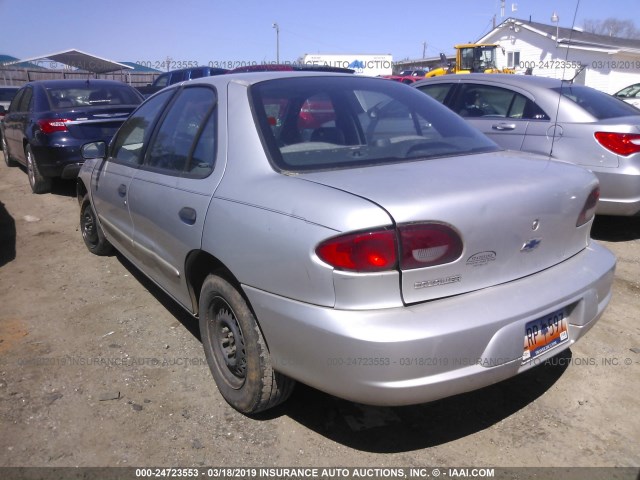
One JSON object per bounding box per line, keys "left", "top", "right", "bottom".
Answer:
{"left": 3, "top": 49, "right": 133, "bottom": 74}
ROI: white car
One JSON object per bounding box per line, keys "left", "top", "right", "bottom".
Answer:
{"left": 614, "top": 83, "right": 640, "bottom": 109}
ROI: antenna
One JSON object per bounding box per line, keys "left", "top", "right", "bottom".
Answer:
{"left": 550, "top": 0, "right": 581, "bottom": 160}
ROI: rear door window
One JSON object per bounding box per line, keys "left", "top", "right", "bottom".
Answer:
{"left": 144, "top": 86, "right": 216, "bottom": 177}
{"left": 8, "top": 89, "right": 24, "bottom": 112}
{"left": 452, "top": 84, "right": 549, "bottom": 120}
{"left": 415, "top": 83, "right": 454, "bottom": 104}
{"left": 17, "top": 88, "right": 33, "bottom": 112}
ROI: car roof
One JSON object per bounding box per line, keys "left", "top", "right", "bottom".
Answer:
{"left": 413, "top": 73, "right": 567, "bottom": 89}
{"left": 169, "top": 71, "right": 363, "bottom": 89}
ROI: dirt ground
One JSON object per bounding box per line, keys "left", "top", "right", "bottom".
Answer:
{"left": 0, "top": 162, "right": 639, "bottom": 472}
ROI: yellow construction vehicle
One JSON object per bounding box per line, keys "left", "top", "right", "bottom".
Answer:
{"left": 426, "top": 44, "right": 515, "bottom": 77}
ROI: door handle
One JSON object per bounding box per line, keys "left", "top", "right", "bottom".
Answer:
{"left": 117, "top": 184, "right": 127, "bottom": 197}
{"left": 179, "top": 207, "right": 197, "bottom": 225}
{"left": 492, "top": 123, "right": 516, "bottom": 131}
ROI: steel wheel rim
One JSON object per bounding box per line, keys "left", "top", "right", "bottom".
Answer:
{"left": 81, "top": 207, "right": 98, "bottom": 246}
{"left": 208, "top": 296, "right": 247, "bottom": 389}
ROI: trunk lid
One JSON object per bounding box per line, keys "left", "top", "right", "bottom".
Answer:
{"left": 300, "top": 151, "right": 598, "bottom": 304}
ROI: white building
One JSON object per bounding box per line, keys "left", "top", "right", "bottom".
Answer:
{"left": 478, "top": 17, "right": 640, "bottom": 94}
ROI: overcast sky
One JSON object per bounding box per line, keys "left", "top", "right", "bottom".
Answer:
{"left": 0, "top": 0, "right": 635, "bottom": 69}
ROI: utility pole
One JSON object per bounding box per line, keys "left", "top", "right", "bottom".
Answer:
{"left": 272, "top": 23, "right": 280, "bottom": 63}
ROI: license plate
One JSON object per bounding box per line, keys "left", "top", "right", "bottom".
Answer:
{"left": 522, "top": 308, "right": 569, "bottom": 363}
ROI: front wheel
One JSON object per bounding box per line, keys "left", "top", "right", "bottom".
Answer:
{"left": 25, "top": 145, "right": 52, "bottom": 194}
{"left": 80, "top": 195, "right": 113, "bottom": 256}
{"left": 199, "top": 274, "right": 295, "bottom": 414}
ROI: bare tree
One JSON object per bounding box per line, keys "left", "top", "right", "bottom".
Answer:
{"left": 583, "top": 18, "right": 640, "bottom": 39}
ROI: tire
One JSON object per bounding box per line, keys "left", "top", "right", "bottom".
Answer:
{"left": 25, "top": 145, "right": 52, "bottom": 194}
{"left": 2, "top": 135, "right": 15, "bottom": 167}
{"left": 80, "top": 195, "right": 113, "bottom": 256}
{"left": 199, "top": 274, "right": 295, "bottom": 414}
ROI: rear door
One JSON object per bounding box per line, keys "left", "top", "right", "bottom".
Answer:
{"left": 91, "top": 89, "right": 174, "bottom": 259}
{"left": 127, "top": 86, "right": 220, "bottom": 307}
{"left": 449, "top": 83, "right": 534, "bottom": 150}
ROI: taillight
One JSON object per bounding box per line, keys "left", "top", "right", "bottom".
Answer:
{"left": 37, "top": 118, "right": 70, "bottom": 134}
{"left": 594, "top": 132, "right": 640, "bottom": 156}
{"left": 316, "top": 229, "right": 397, "bottom": 273}
{"left": 315, "top": 223, "right": 463, "bottom": 273}
{"left": 398, "top": 223, "right": 463, "bottom": 269}
{"left": 576, "top": 187, "right": 599, "bottom": 227}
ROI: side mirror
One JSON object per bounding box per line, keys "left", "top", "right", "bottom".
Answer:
{"left": 0, "top": 105, "right": 5, "bottom": 114}
{"left": 81, "top": 141, "right": 107, "bottom": 160}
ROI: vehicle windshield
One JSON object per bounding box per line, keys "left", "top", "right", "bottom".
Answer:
{"left": 553, "top": 85, "right": 640, "bottom": 120}
{"left": 251, "top": 76, "right": 499, "bottom": 172}
{"left": 45, "top": 85, "right": 142, "bottom": 109}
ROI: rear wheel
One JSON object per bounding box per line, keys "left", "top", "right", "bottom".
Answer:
{"left": 80, "top": 195, "right": 113, "bottom": 256}
{"left": 199, "top": 274, "right": 295, "bottom": 414}
{"left": 25, "top": 145, "right": 52, "bottom": 194}
{"left": 2, "top": 135, "right": 15, "bottom": 167}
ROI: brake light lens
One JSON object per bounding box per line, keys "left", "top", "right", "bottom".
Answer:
{"left": 594, "top": 132, "right": 640, "bottom": 156}
{"left": 576, "top": 187, "right": 600, "bottom": 227}
{"left": 38, "top": 118, "right": 70, "bottom": 134}
{"left": 316, "top": 229, "right": 397, "bottom": 273}
{"left": 315, "top": 223, "right": 463, "bottom": 273}
{"left": 398, "top": 223, "right": 463, "bottom": 269}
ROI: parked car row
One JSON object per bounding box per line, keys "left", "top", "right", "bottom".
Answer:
{"left": 73, "top": 71, "right": 616, "bottom": 415}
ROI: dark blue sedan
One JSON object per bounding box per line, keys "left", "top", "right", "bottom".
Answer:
{"left": 1, "top": 79, "right": 143, "bottom": 193}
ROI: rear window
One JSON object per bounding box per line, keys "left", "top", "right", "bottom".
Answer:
{"left": 251, "top": 76, "right": 498, "bottom": 172}
{"left": 45, "top": 85, "right": 142, "bottom": 109}
{"left": 553, "top": 85, "right": 640, "bottom": 120}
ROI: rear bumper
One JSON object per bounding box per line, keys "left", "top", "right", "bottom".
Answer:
{"left": 31, "top": 144, "right": 83, "bottom": 178}
{"left": 244, "top": 241, "right": 616, "bottom": 406}
{"left": 592, "top": 162, "right": 640, "bottom": 216}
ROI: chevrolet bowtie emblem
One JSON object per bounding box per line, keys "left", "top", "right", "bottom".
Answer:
{"left": 521, "top": 238, "right": 542, "bottom": 253}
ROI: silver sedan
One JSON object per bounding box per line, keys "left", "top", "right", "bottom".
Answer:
{"left": 414, "top": 74, "right": 640, "bottom": 216}
{"left": 77, "top": 72, "right": 615, "bottom": 414}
